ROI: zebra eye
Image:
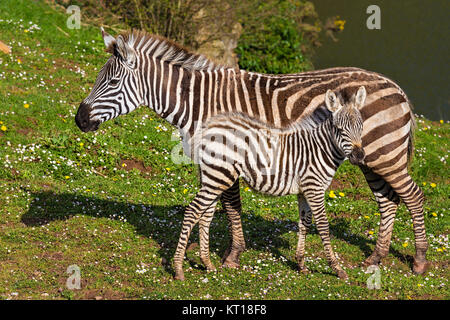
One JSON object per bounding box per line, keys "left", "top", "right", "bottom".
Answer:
{"left": 109, "top": 78, "right": 120, "bottom": 86}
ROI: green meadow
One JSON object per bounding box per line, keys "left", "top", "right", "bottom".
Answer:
{"left": 0, "top": 0, "right": 448, "bottom": 300}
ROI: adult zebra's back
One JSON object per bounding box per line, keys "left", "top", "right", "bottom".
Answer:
{"left": 75, "top": 29, "right": 429, "bottom": 275}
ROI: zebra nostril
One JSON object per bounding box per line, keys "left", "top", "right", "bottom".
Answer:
{"left": 349, "top": 147, "right": 365, "bottom": 165}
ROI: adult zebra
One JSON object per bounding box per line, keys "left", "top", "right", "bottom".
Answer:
{"left": 75, "top": 29, "right": 429, "bottom": 276}
{"left": 174, "top": 87, "right": 366, "bottom": 280}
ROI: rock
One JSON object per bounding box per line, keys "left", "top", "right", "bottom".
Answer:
{"left": 194, "top": 7, "right": 242, "bottom": 68}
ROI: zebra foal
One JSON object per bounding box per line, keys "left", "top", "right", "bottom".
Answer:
{"left": 173, "top": 86, "right": 367, "bottom": 280}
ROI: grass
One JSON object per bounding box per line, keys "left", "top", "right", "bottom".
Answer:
{"left": 0, "top": 0, "right": 448, "bottom": 300}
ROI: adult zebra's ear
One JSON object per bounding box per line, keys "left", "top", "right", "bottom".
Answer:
{"left": 101, "top": 27, "right": 136, "bottom": 68}
{"left": 325, "top": 89, "right": 341, "bottom": 113}
{"left": 354, "top": 86, "right": 367, "bottom": 108}
{"left": 115, "top": 35, "right": 137, "bottom": 68}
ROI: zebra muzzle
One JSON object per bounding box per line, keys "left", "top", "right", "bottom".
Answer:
{"left": 349, "top": 146, "right": 365, "bottom": 165}
{"left": 75, "top": 102, "right": 100, "bottom": 132}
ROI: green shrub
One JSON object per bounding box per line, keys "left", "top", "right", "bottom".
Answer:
{"left": 236, "top": 0, "right": 321, "bottom": 74}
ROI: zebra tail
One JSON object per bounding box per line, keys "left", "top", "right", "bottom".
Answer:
{"left": 406, "top": 100, "right": 416, "bottom": 168}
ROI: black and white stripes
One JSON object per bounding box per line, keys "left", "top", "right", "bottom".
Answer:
{"left": 76, "top": 29, "right": 430, "bottom": 278}
{"left": 172, "top": 87, "right": 366, "bottom": 280}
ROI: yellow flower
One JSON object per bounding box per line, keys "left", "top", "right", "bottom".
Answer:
{"left": 17, "top": 59, "right": 21, "bottom": 64}
{"left": 122, "top": 163, "right": 127, "bottom": 167}
{"left": 334, "top": 19, "right": 346, "bottom": 31}
{"left": 64, "top": 175, "right": 70, "bottom": 179}
{"left": 431, "top": 212, "right": 437, "bottom": 217}
{"left": 24, "top": 29, "right": 29, "bottom": 33}
{"left": 0, "top": 121, "right": 2, "bottom": 124}
{"left": 417, "top": 283, "right": 422, "bottom": 287}
{"left": 0, "top": 125, "right": 6, "bottom": 131}
{"left": 440, "top": 120, "right": 444, "bottom": 124}
{"left": 166, "top": 167, "right": 171, "bottom": 171}
{"left": 364, "top": 215, "right": 370, "bottom": 219}
{"left": 422, "top": 182, "right": 427, "bottom": 186}
{"left": 368, "top": 231, "right": 374, "bottom": 235}
{"left": 24, "top": 103, "right": 30, "bottom": 109}
{"left": 183, "top": 189, "right": 188, "bottom": 194}
{"left": 244, "top": 187, "right": 250, "bottom": 192}
{"left": 339, "top": 192, "right": 345, "bottom": 197}
{"left": 423, "top": 127, "right": 428, "bottom": 131}
{"left": 430, "top": 183, "right": 436, "bottom": 188}
{"left": 79, "top": 142, "right": 84, "bottom": 147}
{"left": 44, "top": 58, "right": 48, "bottom": 62}
{"left": 329, "top": 190, "right": 336, "bottom": 198}
{"left": 402, "top": 242, "right": 408, "bottom": 248}
{"left": 436, "top": 248, "right": 443, "bottom": 253}
{"left": 374, "top": 212, "right": 380, "bottom": 216}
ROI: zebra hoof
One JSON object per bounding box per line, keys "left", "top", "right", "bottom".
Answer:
{"left": 206, "top": 265, "right": 217, "bottom": 272}
{"left": 413, "top": 259, "right": 430, "bottom": 275}
{"left": 362, "top": 253, "right": 381, "bottom": 267}
{"left": 222, "top": 260, "right": 240, "bottom": 269}
{"left": 200, "top": 257, "right": 217, "bottom": 272}
{"left": 336, "top": 269, "right": 349, "bottom": 280}
{"left": 298, "top": 267, "right": 309, "bottom": 275}
{"left": 174, "top": 272, "right": 185, "bottom": 281}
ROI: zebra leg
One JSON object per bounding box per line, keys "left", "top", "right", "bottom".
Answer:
{"left": 381, "top": 170, "right": 430, "bottom": 274}
{"left": 198, "top": 204, "right": 218, "bottom": 272}
{"left": 295, "top": 194, "right": 312, "bottom": 274}
{"left": 303, "top": 190, "right": 348, "bottom": 279}
{"left": 173, "top": 187, "right": 221, "bottom": 281}
{"left": 360, "top": 167, "right": 400, "bottom": 266}
{"left": 220, "top": 180, "right": 246, "bottom": 269}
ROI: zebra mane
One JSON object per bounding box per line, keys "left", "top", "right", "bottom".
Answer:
{"left": 114, "top": 30, "right": 226, "bottom": 72}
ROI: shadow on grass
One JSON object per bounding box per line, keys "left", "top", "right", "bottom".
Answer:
{"left": 20, "top": 190, "right": 293, "bottom": 277}
{"left": 330, "top": 218, "right": 415, "bottom": 269}
{"left": 20, "top": 190, "right": 415, "bottom": 278}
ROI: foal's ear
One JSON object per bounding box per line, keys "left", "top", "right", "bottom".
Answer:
{"left": 325, "top": 90, "right": 341, "bottom": 113}
{"left": 354, "top": 86, "right": 367, "bottom": 108}
{"left": 101, "top": 27, "right": 116, "bottom": 50}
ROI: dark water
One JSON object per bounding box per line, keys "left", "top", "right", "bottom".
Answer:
{"left": 312, "top": 0, "right": 449, "bottom": 120}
